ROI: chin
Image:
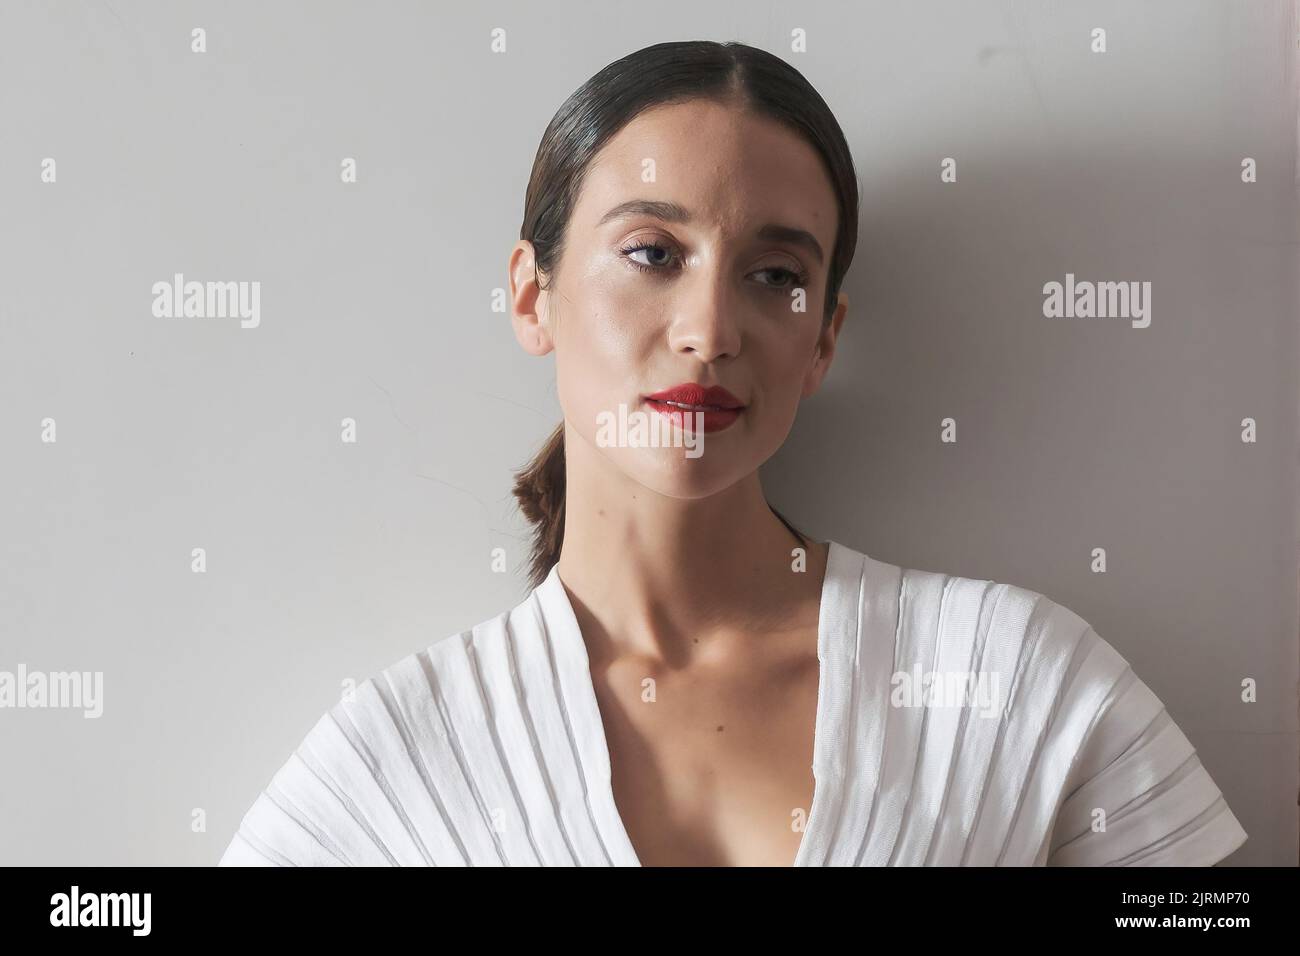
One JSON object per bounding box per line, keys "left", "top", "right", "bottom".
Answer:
{"left": 619, "top": 448, "right": 752, "bottom": 500}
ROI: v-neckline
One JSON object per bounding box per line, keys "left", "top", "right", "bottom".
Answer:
{"left": 534, "top": 539, "right": 860, "bottom": 867}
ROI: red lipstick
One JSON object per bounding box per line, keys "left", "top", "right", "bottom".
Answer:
{"left": 643, "top": 383, "right": 745, "bottom": 433}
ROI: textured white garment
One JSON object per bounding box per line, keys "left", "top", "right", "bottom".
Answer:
{"left": 218, "top": 540, "right": 1247, "bottom": 866}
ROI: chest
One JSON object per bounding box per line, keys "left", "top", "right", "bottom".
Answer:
{"left": 590, "top": 633, "right": 822, "bottom": 867}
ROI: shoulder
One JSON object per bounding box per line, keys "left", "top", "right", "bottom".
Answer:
{"left": 852, "top": 547, "right": 1118, "bottom": 687}
{"left": 219, "top": 604, "right": 528, "bottom": 867}
{"left": 835, "top": 543, "right": 1139, "bottom": 748}
{"left": 845, "top": 544, "right": 1247, "bottom": 865}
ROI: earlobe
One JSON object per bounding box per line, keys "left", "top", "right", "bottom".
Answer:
{"left": 518, "top": 314, "right": 554, "bottom": 357}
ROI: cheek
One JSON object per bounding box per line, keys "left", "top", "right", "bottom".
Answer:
{"left": 745, "top": 321, "right": 820, "bottom": 431}
{"left": 553, "top": 280, "right": 655, "bottom": 418}
{"left": 561, "top": 258, "right": 644, "bottom": 351}
{"left": 750, "top": 315, "right": 819, "bottom": 375}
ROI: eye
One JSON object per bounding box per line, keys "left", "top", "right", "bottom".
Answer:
{"left": 620, "top": 241, "right": 679, "bottom": 273}
{"left": 619, "top": 240, "right": 811, "bottom": 294}
{"left": 752, "top": 265, "right": 810, "bottom": 291}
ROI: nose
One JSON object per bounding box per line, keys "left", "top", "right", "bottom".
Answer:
{"left": 665, "top": 261, "right": 742, "bottom": 363}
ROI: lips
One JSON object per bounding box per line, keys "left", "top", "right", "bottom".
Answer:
{"left": 642, "top": 383, "right": 745, "bottom": 434}
{"left": 644, "top": 383, "right": 744, "bottom": 410}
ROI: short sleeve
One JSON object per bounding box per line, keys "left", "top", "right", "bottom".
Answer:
{"left": 217, "top": 708, "right": 396, "bottom": 867}
{"left": 1046, "top": 668, "right": 1248, "bottom": 866}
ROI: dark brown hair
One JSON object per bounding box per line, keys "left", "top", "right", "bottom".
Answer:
{"left": 512, "top": 40, "right": 860, "bottom": 590}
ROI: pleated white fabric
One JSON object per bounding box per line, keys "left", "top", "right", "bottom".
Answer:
{"left": 218, "top": 540, "right": 1247, "bottom": 867}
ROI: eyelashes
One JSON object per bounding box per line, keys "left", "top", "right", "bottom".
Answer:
{"left": 618, "top": 240, "right": 811, "bottom": 292}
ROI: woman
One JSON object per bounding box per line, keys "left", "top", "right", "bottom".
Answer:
{"left": 219, "top": 40, "right": 1247, "bottom": 867}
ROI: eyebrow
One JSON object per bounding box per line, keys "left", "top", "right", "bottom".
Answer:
{"left": 597, "top": 199, "right": 825, "bottom": 265}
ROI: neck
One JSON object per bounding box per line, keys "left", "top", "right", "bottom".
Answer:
{"left": 553, "top": 421, "right": 828, "bottom": 662}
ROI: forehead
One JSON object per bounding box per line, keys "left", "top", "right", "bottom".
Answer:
{"left": 574, "top": 98, "right": 838, "bottom": 243}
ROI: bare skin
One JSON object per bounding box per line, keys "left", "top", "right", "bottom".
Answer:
{"left": 508, "top": 96, "right": 849, "bottom": 866}
{"left": 569, "top": 537, "right": 830, "bottom": 866}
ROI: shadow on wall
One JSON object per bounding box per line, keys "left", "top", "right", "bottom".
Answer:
{"left": 762, "top": 150, "right": 1297, "bottom": 866}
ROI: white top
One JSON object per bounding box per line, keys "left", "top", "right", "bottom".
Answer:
{"left": 218, "top": 540, "right": 1247, "bottom": 866}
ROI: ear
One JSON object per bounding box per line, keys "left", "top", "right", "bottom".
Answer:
{"left": 800, "top": 291, "right": 849, "bottom": 398}
{"left": 509, "top": 240, "right": 555, "bottom": 356}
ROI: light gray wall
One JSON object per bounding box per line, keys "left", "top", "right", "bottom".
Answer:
{"left": 0, "top": 0, "right": 1295, "bottom": 865}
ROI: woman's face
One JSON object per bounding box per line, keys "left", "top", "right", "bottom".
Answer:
{"left": 511, "top": 97, "right": 848, "bottom": 500}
